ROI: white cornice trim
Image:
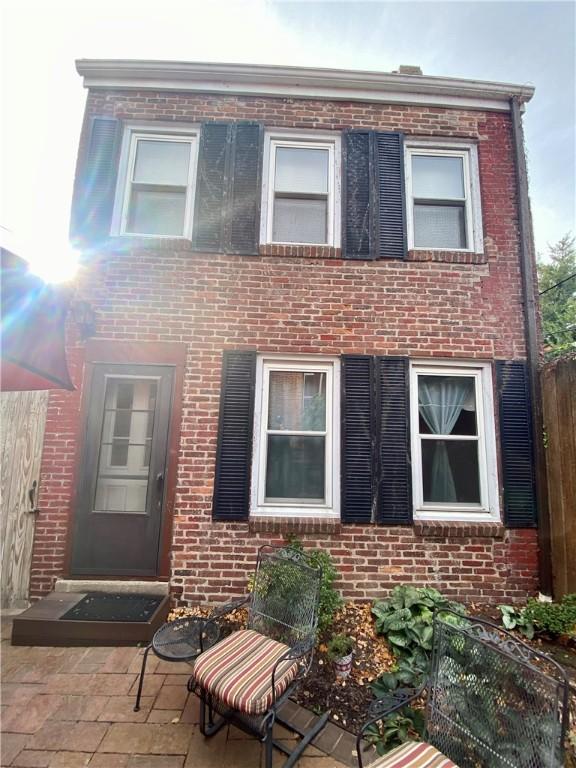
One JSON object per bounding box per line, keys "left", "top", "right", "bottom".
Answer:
{"left": 75, "top": 59, "right": 535, "bottom": 112}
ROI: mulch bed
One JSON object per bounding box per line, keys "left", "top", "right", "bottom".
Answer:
{"left": 293, "top": 603, "right": 394, "bottom": 732}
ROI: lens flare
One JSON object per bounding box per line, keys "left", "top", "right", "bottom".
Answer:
{"left": 27, "top": 244, "right": 80, "bottom": 284}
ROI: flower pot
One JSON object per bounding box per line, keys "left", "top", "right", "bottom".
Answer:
{"left": 333, "top": 652, "right": 353, "bottom": 679}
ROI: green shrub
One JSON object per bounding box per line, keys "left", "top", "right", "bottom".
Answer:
{"left": 525, "top": 594, "right": 576, "bottom": 637}
{"left": 499, "top": 594, "right": 576, "bottom": 638}
{"left": 284, "top": 537, "right": 343, "bottom": 634}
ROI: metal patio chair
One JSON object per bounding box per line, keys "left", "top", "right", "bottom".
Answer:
{"left": 357, "top": 610, "right": 570, "bottom": 768}
{"left": 188, "top": 545, "right": 328, "bottom": 768}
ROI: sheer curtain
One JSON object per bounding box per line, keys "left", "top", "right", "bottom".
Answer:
{"left": 418, "top": 377, "right": 474, "bottom": 502}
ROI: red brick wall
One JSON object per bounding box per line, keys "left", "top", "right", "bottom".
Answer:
{"left": 29, "top": 90, "right": 539, "bottom": 602}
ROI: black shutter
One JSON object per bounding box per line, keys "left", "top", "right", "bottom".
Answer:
{"left": 212, "top": 350, "right": 256, "bottom": 521}
{"left": 343, "top": 131, "right": 375, "bottom": 260}
{"left": 496, "top": 360, "right": 537, "bottom": 527}
{"left": 377, "top": 356, "right": 412, "bottom": 524}
{"left": 193, "top": 123, "right": 229, "bottom": 252}
{"left": 375, "top": 132, "right": 407, "bottom": 259}
{"left": 228, "top": 123, "right": 263, "bottom": 254}
{"left": 343, "top": 131, "right": 406, "bottom": 260}
{"left": 341, "top": 355, "right": 375, "bottom": 522}
{"left": 70, "top": 116, "right": 122, "bottom": 246}
{"left": 193, "top": 122, "right": 263, "bottom": 255}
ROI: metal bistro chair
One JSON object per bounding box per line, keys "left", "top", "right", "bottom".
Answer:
{"left": 357, "top": 610, "right": 570, "bottom": 768}
{"left": 188, "top": 545, "right": 328, "bottom": 768}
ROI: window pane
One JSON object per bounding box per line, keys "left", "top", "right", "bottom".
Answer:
{"left": 265, "top": 435, "right": 325, "bottom": 500}
{"left": 110, "top": 438, "right": 129, "bottom": 466}
{"left": 94, "top": 379, "right": 157, "bottom": 513}
{"left": 133, "top": 139, "right": 191, "bottom": 186}
{"left": 412, "top": 155, "right": 465, "bottom": 199}
{"left": 94, "top": 480, "right": 149, "bottom": 513}
{"left": 418, "top": 375, "right": 476, "bottom": 436}
{"left": 275, "top": 147, "right": 329, "bottom": 194}
{"left": 273, "top": 198, "right": 327, "bottom": 243}
{"left": 128, "top": 189, "right": 186, "bottom": 236}
{"left": 414, "top": 204, "right": 466, "bottom": 249}
{"left": 112, "top": 381, "right": 134, "bottom": 410}
{"left": 268, "top": 371, "right": 326, "bottom": 431}
{"left": 422, "top": 439, "right": 480, "bottom": 504}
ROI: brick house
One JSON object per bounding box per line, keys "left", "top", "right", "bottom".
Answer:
{"left": 30, "top": 60, "right": 542, "bottom": 606}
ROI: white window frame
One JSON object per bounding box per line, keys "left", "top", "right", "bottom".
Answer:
{"left": 404, "top": 140, "right": 483, "bottom": 253}
{"left": 251, "top": 355, "right": 340, "bottom": 518}
{"left": 410, "top": 360, "right": 499, "bottom": 522}
{"left": 111, "top": 122, "right": 200, "bottom": 239}
{"left": 260, "top": 131, "right": 341, "bottom": 248}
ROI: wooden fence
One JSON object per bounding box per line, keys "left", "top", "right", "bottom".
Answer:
{"left": 541, "top": 356, "right": 576, "bottom": 598}
{"left": 1, "top": 390, "right": 48, "bottom": 609}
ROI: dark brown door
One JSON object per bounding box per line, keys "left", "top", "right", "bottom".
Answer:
{"left": 71, "top": 364, "right": 173, "bottom": 576}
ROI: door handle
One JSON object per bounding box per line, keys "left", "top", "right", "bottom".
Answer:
{"left": 28, "top": 480, "right": 40, "bottom": 514}
{"left": 156, "top": 473, "right": 164, "bottom": 491}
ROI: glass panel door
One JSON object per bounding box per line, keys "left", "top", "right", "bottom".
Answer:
{"left": 71, "top": 364, "right": 173, "bottom": 577}
{"left": 94, "top": 378, "right": 158, "bottom": 513}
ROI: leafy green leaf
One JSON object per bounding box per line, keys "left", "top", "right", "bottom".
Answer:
{"left": 387, "top": 632, "right": 411, "bottom": 648}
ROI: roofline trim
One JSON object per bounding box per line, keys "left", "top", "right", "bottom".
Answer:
{"left": 75, "top": 59, "right": 535, "bottom": 112}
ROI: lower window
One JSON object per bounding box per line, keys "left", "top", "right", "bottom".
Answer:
{"left": 410, "top": 362, "right": 499, "bottom": 520}
{"left": 251, "top": 357, "right": 340, "bottom": 516}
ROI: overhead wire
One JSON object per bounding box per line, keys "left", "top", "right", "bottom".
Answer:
{"left": 538, "top": 271, "right": 576, "bottom": 296}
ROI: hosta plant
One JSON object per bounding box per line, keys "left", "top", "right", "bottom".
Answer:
{"left": 372, "top": 586, "right": 466, "bottom": 658}
{"left": 369, "top": 586, "right": 466, "bottom": 753}
{"left": 370, "top": 654, "right": 429, "bottom": 697}
{"left": 498, "top": 605, "right": 535, "bottom": 639}
{"left": 364, "top": 709, "right": 425, "bottom": 755}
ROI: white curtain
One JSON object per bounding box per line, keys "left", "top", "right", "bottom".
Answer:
{"left": 418, "top": 378, "right": 474, "bottom": 502}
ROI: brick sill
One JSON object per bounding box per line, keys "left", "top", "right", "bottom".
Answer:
{"left": 249, "top": 517, "right": 341, "bottom": 535}
{"left": 259, "top": 244, "right": 342, "bottom": 259}
{"left": 104, "top": 238, "right": 485, "bottom": 264}
{"left": 414, "top": 520, "right": 505, "bottom": 539}
{"left": 407, "top": 249, "right": 487, "bottom": 264}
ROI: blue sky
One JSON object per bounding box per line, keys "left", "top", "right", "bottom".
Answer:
{"left": 1, "top": 0, "right": 574, "bottom": 278}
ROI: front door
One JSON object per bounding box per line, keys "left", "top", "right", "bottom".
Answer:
{"left": 71, "top": 364, "right": 173, "bottom": 576}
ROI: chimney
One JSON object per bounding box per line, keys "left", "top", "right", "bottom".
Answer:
{"left": 397, "top": 65, "right": 423, "bottom": 76}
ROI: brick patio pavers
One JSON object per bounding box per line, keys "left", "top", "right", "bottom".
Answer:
{"left": 1, "top": 617, "right": 351, "bottom": 768}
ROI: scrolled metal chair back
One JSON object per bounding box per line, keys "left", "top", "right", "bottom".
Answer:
{"left": 426, "top": 610, "right": 569, "bottom": 768}
{"left": 248, "top": 545, "right": 321, "bottom": 648}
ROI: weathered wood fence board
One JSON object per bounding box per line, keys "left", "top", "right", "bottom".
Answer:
{"left": 541, "top": 357, "right": 576, "bottom": 598}
{"left": 1, "top": 390, "right": 48, "bottom": 609}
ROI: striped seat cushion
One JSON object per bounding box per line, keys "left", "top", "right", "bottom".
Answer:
{"left": 371, "top": 741, "right": 458, "bottom": 768}
{"left": 191, "top": 629, "right": 299, "bottom": 715}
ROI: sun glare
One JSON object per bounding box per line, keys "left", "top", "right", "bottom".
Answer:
{"left": 26, "top": 244, "right": 80, "bottom": 284}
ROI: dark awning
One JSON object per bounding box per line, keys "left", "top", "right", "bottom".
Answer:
{"left": 1, "top": 249, "right": 74, "bottom": 392}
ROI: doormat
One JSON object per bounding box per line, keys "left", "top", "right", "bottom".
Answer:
{"left": 60, "top": 593, "right": 163, "bottom": 623}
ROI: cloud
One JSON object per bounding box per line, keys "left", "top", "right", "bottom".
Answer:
{"left": 531, "top": 203, "right": 573, "bottom": 259}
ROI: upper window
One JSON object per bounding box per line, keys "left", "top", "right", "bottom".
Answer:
{"left": 251, "top": 357, "right": 340, "bottom": 517}
{"left": 114, "top": 127, "right": 198, "bottom": 238}
{"left": 261, "top": 134, "right": 340, "bottom": 247}
{"left": 410, "top": 362, "right": 499, "bottom": 521}
{"left": 405, "top": 143, "right": 483, "bottom": 253}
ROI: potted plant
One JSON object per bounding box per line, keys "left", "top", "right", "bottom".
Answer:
{"left": 327, "top": 634, "right": 354, "bottom": 679}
